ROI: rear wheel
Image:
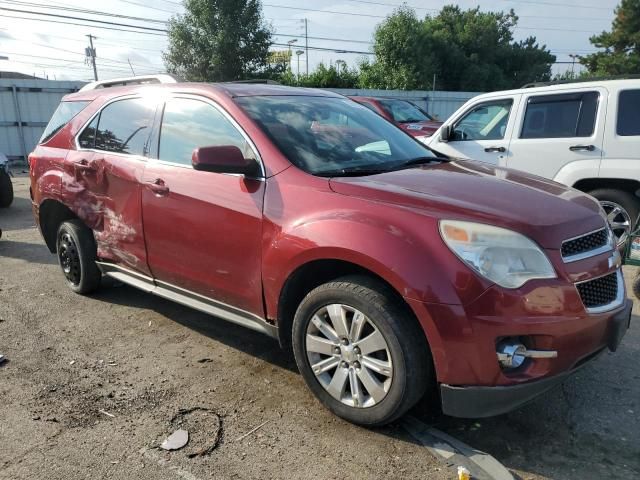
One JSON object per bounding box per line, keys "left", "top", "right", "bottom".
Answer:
{"left": 292, "top": 275, "right": 431, "bottom": 426}
{"left": 0, "top": 169, "right": 13, "bottom": 208}
{"left": 56, "top": 220, "right": 101, "bottom": 294}
{"left": 588, "top": 188, "right": 639, "bottom": 247}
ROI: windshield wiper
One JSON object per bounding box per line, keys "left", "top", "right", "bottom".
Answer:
{"left": 394, "top": 156, "right": 444, "bottom": 169}
{"left": 315, "top": 166, "right": 391, "bottom": 177}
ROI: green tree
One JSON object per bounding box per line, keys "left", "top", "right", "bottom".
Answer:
{"left": 581, "top": 0, "right": 640, "bottom": 75}
{"left": 280, "top": 62, "right": 360, "bottom": 88}
{"left": 360, "top": 5, "right": 555, "bottom": 91}
{"left": 164, "top": 0, "right": 272, "bottom": 81}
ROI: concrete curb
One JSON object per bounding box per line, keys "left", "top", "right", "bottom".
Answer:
{"left": 401, "top": 416, "right": 514, "bottom": 480}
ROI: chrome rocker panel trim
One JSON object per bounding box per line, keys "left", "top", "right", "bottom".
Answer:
{"left": 96, "top": 262, "right": 277, "bottom": 338}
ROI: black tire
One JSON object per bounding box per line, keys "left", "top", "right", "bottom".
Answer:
{"left": 0, "top": 170, "right": 13, "bottom": 208}
{"left": 588, "top": 188, "right": 639, "bottom": 246}
{"left": 292, "top": 275, "right": 431, "bottom": 426}
{"left": 56, "top": 219, "right": 101, "bottom": 294}
{"left": 633, "top": 274, "right": 640, "bottom": 301}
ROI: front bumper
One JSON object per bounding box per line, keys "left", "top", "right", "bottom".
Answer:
{"left": 439, "top": 299, "right": 632, "bottom": 418}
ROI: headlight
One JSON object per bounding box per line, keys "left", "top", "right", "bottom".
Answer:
{"left": 439, "top": 220, "right": 556, "bottom": 289}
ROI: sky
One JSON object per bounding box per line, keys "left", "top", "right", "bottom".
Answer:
{"left": 0, "top": 0, "right": 622, "bottom": 84}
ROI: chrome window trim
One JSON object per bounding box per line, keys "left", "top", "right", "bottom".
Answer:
{"left": 154, "top": 93, "right": 266, "bottom": 178}
{"left": 73, "top": 94, "right": 153, "bottom": 159}
{"left": 561, "top": 227, "right": 613, "bottom": 263}
{"left": 575, "top": 268, "right": 625, "bottom": 314}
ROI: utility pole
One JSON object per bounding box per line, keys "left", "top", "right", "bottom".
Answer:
{"left": 569, "top": 54, "right": 578, "bottom": 76}
{"left": 296, "top": 50, "right": 304, "bottom": 80}
{"left": 85, "top": 34, "right": 98, "bottom": 81}
{"left": 287, "top": 39, "right": 297, "bottom": 73}
{"left": 304, "top": 18, "right": 308, "bottom": 76}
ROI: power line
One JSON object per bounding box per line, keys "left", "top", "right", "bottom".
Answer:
{"left": 114, "top": 0, "right": 178, "bottom": 14}
{"left": 263, "top": 4, "right": 386, "bottom": 19}
{"left": 503, "top": 0, "right": 613, "bottom": 11}
{"left": 0, "top": 13, "right": 167, "bottom": 35}
{"left": 0, "top": 6, "right": 167, "bottom": 31}
{"left": 0, "top": 0, "right": 168, "bottom": 23}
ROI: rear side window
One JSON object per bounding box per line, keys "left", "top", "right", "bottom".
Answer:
{"left": 80, "top": 98, "right": 155, "bottom": 156}
{"left": 158, "top": 98, "right": 255, "bottom": 166}
{"left": 40, "top": 101, "right": 89, "bottom": 144}
{"left": 617, "top": 90, "right": 640, "bottom": 136}
{"left": 521, "top": 92, "right": 599, "bottom": 139}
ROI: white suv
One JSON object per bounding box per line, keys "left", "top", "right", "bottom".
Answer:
{"left": 426, "top": 79, "right": 640, "bottom": 245}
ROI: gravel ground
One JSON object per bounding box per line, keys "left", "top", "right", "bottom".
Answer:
{"left": 1, "top": 174, "right": 639, "bottom": 480}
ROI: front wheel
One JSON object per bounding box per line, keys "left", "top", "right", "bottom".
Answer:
{"left": 588, "top": 188, "right": 639, "bottom": 247}
{"left": 56, "top": 220, "right": 101, "bottom": 294}
{"left": 292, "top": 275, "right": 431, "bottom": 426}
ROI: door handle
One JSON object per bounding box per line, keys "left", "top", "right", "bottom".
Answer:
{"left": 145, "top": 178, "right": 170, "bottom": 196}
{"left": 484, "top": 146, "right": 506, "bottom": 153}
{"left": 569, "top": 144, "right": 596, "bottom": 152}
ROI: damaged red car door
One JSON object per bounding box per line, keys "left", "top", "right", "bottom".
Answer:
{"left": 74, "top": 96, "right": 157, "bottom": 275}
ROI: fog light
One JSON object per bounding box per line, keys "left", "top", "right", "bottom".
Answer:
{"left": 496, "top": 341, "right": 558, "bottom": 369}
{"left": 497, "top": 342, "right": 527, "bottom": 368}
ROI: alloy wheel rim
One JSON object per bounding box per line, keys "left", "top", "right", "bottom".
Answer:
{"left": 305, "top": 304, "right": 393, "bottom": 408}
{"left": 58, "top": 233, "right": 81, "bottom": 286}
{"left": 600, "top": 201, "right": 632, "bottom": 246}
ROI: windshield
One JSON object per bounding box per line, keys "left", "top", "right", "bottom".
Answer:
{"left": 235, "top": 96, "right": 437, "bottom": 176}
{"left": 378, "top": 99, "right": 433, "bottom": 123}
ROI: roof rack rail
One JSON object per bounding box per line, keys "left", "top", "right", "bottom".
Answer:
{"left": 79, "top": 74, "right": 181, "bottom": 91}
{"left": 522, "top": 73, "right": 640, "bottom": 89}
{"left": 227, "top": 79, "right": 281, "bottom": 85}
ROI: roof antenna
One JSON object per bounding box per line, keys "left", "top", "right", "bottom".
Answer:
{"left": 127, "top": 58, "right": 136, "bottom": 76}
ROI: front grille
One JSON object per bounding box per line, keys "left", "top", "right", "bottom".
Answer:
{"left": 576, "top": 272, "right": 619, "bottom": 309}
{"left": 561, "top": 228, "right": 609, "bottom": 259}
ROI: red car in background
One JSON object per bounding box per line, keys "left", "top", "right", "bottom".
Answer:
{"left": 349, "top": 96, "right": 443, "bottom": 143}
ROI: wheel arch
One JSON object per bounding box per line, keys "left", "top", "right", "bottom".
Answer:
{"left": 572, "top": 177, "right": 640, "bottom": 197}
{"left": 275, "top": 257, "right": 430, "bottom": 355}
{"left": 39, "top": 199, "right": 81, "bottom": 253}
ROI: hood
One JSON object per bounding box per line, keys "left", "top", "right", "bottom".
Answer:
{"left": 328, "top": 160, "right": 605, "bottom": 249}
{"left": 400, "top": 120, "right": 443, "bottom": 137}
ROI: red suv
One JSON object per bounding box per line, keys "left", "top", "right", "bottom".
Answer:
{"left": 349, "top": 96, "right": 443, "bottom": 143}
{"left": 29, "top": 78, "right": 632, "bottom": 426}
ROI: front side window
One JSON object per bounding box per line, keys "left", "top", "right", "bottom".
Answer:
{"left": 452, "top": 100, "right": 513, "bottom": 141}
{"left": 378, "top": 99, "right": 433, "bottom": 123}
{"left": 40, "top": 101, "right": 90, "bottom": 144}
{"left": 89, "top": 98, "right": 155, "bottom": 156}
{"left": 521, "top": 92, "right": 599, "bottom": 139}
{"left": 158, "top": 98, "right": 255, "bottom": 166}
{"left": 617, "top": 90, "right": 640, "bottom": 136}
{"left": 235, "top": 95, "right": 437, "bottom": 175}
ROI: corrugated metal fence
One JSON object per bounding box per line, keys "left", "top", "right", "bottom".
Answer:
{"left": 0, "top": 79, "right": 85, "bottom": 164}
{"left": 0, "top": 78, "right": 480, "bottom": 165}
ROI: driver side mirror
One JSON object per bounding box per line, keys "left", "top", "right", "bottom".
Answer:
{"left": 192, "top": 145, "right": 261, "bottom": 178}
{"left": 440, "top": 124, "right": 451, "bottom": 143}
